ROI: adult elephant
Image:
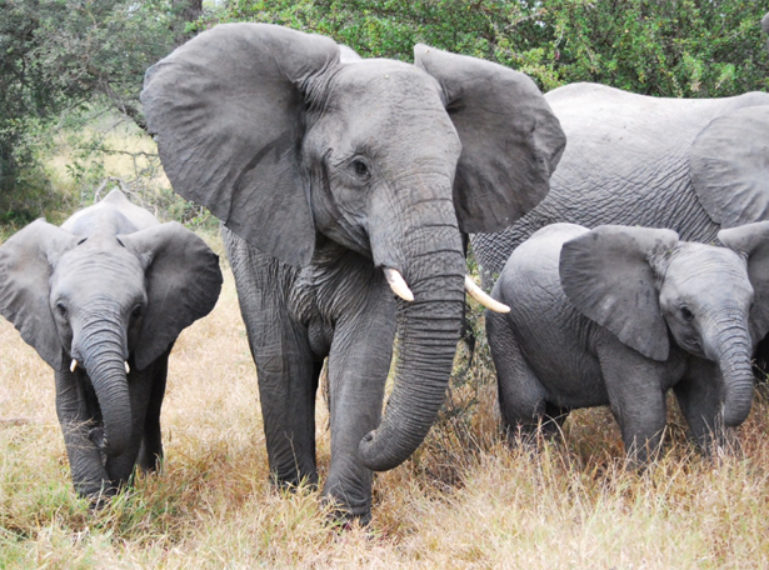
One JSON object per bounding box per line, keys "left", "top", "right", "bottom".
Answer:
{"left": 141, "top": 23, "right": 565, "bottom": 521}
{"left": 0, "top": 189, "right": 222, "bottom": 500}
{"left": 472, "top": 82, "right": 769, "bottom": 284}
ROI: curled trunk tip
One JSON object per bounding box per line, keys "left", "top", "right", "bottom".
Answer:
{"left": 358, "top": 430, "right": 406, "bottom": 472}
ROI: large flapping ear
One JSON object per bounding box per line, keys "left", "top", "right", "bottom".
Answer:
{"left": 718, "top": 221, "right": 769, "bottom": 343}
{"left": 689, "top": 104, "right": 769, "bottom": 227}
{"left": 0, "top": 220, "right": 78, "bottom": 369}
{"left": 141, "top": 23, "right": 341, "bottom": 267}
{"left": 120, "top": 222, "right": 223, "bottom": 371}
{"left": 414, "top": 44, "right": 566, "bottom": 233}
{"left": 559, "top": 225, "right": 679, "bottom": 361}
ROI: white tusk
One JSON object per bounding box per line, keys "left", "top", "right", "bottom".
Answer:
{"left": 464, "top": 275, "right": 510, "bottom": 313}
{"left": 124, "top": 361, "right": 131, "bottom": 374}
{"left": 70, "top": 359, "right": 79, "bottom": 373}
{"left": 383, "top": 267, "right": 415, "bottom": 302}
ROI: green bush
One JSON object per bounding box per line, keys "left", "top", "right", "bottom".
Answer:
{"left": 221, "top": 0, "right": 769, "bottom": 96}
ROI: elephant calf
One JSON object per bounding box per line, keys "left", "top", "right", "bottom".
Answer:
{"left": 0, "top": 189, "right": 222, "bottom": 501}
{"left": 487, "top": 222, "right": 769, "bottom": 462}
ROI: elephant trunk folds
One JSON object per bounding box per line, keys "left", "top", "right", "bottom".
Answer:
{"left": 711, "top": 318, "right": 755, "bottom": 427}
{"left": 77, "top": 314, "right": 132, "bottom": 457}
{"left": 359, "top": 225, "right": 466, "bottom": 471}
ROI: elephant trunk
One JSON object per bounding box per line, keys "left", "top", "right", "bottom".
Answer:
{"left": 77, "top": 314, "right": 132, "bottom": 457}
{"left": 710, "top": 317, "right": 755, "bottom": 427}
{"left": 359, "top": 215, "right": 466, "bottom": 471}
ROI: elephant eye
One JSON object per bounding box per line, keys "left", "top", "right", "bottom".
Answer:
{"left": 350, "top": 158, "right": 370, "bottom": 180}
{"left": 131, "top": 305, "right": 143, "bottom": 320}
{"left": 680, "top": 306, "right": 694, "bottom": 321}
{"left": 56, "top": 302, "right": 67, "bottom": 318}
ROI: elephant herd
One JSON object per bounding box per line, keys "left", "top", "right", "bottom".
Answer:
{"left": 1, "top": 22, "right": 768, "bottom": 524}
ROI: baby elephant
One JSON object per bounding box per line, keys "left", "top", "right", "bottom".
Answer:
{"left": 0, "top": 189, "right": 222, "bottom": 500}
{"left": 487, "top": 222, "right": 769, "bottom": 462}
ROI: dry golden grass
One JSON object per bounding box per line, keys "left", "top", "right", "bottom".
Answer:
{"left": 2, "top": 239, "right": 769, "bottom": 568}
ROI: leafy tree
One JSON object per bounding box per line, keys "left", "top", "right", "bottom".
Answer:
{"left": 220, "top": 0, "right": 769, "bottom": 95}
{"left": 541, "top": 0, "right": 769, "bottom": 96}
{"left": 0, "top": 0, "right": 202, "bottom": 223}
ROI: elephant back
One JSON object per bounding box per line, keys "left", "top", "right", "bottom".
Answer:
{"left": 62, "top": 189, "right": 159, "bottom": 237}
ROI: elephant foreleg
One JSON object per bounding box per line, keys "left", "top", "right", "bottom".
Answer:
{"left": 254, "top": 330, "right": 320, "bottom": 488}
{"left": 324, "top": 285, "right": 396, "bottom": 522}
{"left": 55, "top": 369, "right": 110, "bottom": 499}
{"left": 598, "top": 344, "right": 668, "bottom": 465}
{"left": 225, "top": 230, "right": 319, "bottom": 488}
{"left": 136, "top": 346, "right": 172, "bottom": 472}
{"left": 675, "top": 358, "right": 729, "bottom": 453}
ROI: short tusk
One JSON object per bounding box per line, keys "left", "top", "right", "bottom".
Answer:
{"left": 465, "top": 275, "right": 510, "bottom": 313}
{"left": 124, "top": 361, "right": 131, "bottom": 374}
{"left": 70, "top": 359, "right": 79, "bottom": 373}
{"left": 383, "top": 267, "right": 415, "bottom": 302}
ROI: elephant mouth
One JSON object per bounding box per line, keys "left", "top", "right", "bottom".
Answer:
{"left": 681, "top": 336, "right": 704, "bottom": 358}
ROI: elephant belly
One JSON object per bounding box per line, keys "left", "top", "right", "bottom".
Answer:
{"left": 512, "top": 304, "right": 610, "bottom": 410}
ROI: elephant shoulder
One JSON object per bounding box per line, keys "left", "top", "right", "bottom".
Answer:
{"left": 689, "top": 104, "right": 769, "bottom": 227}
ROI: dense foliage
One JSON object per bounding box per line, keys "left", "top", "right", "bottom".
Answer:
{"left": 0, "top": 0, "right": 201, "bottom": 224}
{"left": 1, "top": 0, "right": 767, "bottom": 224}
{"left": 223, "top": 0, "right": 769, "bottom": 95}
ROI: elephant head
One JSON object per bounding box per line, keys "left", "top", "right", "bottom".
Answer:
{"left": 559, "top": 224, "right": 769, "bottom": 428}
{"left": 141, "top": 23, "right": 565, "bottom": 470}
{"left": 0, "top": 194, "right": 222, "bottom": 458}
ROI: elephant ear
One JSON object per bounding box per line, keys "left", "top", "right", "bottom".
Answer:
{"left": 718, "top": 221, "right": 769, "bottom": 342}
{"left": 141, "top": 23, "right": 341, "bottom": 267}
{"left": 414, "top": 44, "right": 566, "bottom": 233}
{"left": 689, "top": 105, "right": 769, "bottom": 228}
{"left": 120, "top": 222, "right": 223, "bottom": 371}
{"left": 559, "top": 225, "right": 679, "bottom": 361}
{"left": 0, "top": 219, "right": 78, "bottom": 369}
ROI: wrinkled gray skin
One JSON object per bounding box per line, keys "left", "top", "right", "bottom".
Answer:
{"left": 487, "top": 222, "right": 769, "bottom": 462}
{"left": 472, "top": 84, "right": 769, "bottom": 285}
{"left": 0, "top": 189, "right": 222, "bottom": 500}
{"left": 140, "top": 23, "right": 565, "bottom": 521}
{"left": 471, "top": 82, "right": 769, "bottom": 374}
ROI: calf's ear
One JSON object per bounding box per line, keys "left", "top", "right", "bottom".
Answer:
{"left": 120, "top": 222, "right": 222, "bottom": 370}
{"left": 0, "top": 220, "right": 78, "bottom": 369}
{"left": 559, "top": 225, "right": 679, "bottom": 361}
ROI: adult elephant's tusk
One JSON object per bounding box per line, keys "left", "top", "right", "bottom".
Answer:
{"left": 465, "top": 275, "right": 510, "bottom": 313}
{"left": 383, "top": 267, "right": 415, "bottom": 302}
{"left": 125, "top": 361, "right": 131, "bottom": 374}
{"left": 70, "top": 359, "right": 79, "bottom": 373}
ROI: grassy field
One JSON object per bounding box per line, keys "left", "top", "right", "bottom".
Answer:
{"left": 2, "top": 245, "right": 769, "bottom": 567}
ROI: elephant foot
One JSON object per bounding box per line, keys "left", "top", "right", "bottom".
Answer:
{"left": 80, "top": 481, "right": 118, "bottom": 510}
{"left": 321, "top": 494, "right": 372, "bottom": 527}
{"left": 271, "top": 470, "right": 319, "bottom": 493}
